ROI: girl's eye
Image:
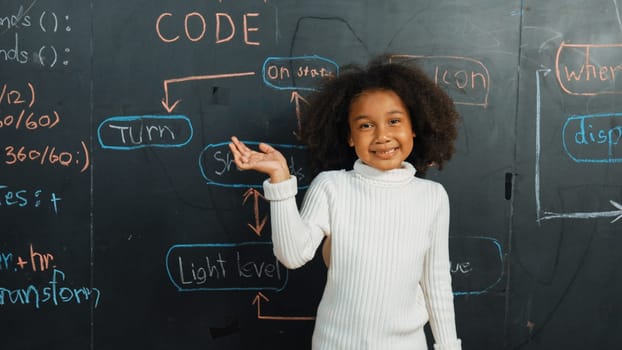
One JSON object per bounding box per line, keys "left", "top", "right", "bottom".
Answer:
{"left": 359, "top": 123, "right": 373, "bottom": 129}
{"left": 389, "top": 118, "right": 401, "bottom": 125}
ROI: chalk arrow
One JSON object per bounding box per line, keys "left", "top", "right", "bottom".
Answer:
{"left": 161, "top": 72, "right": 256, "bottom": 113}
{"left": 243, "top": 188, "right": 268, "bottom": 237}
{"left": 252, "top": 292, "right": 315, "bottom": 321}
{"left": 290, "top": 91, "right": 309, "bottom": 135}
{"left": 542, "top": 200, "right": 622, "bottom": 223}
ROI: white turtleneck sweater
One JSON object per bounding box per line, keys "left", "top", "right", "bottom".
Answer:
{"left": 263, "top": 160, "right": 461, "bottom": 350}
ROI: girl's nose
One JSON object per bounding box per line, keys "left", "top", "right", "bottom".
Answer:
{"left": 374, "top": 126, "right": 391, "bottom": 143}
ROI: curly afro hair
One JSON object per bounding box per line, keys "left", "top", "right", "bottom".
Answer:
{"left": 298, "top": 54, "right": 460, "bottom": 178}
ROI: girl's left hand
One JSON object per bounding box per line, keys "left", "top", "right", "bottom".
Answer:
{"left": 229, "top": 136, "right": 291, "bottom": 183}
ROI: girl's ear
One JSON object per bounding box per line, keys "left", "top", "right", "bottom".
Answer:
{"left": 348, "top": 136, "right": 354, "bottom": 147}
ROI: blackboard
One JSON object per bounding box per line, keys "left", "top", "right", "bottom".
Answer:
{"left": 1, "top": 0, "right": 621, "bottom": 349}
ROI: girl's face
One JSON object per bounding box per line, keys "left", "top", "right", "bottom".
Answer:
{"left": 347, "top": 89, "right": 415, "bottom": 171}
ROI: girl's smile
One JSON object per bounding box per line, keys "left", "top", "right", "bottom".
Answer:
{"left": 347, "top": 89, "right": 415, "bottom": 171}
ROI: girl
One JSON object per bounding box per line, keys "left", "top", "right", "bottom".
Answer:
{"left": 229, "top": 55, "right": 461, "bottom": 350}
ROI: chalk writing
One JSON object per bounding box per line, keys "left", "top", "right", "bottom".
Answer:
{"left": 0, "top": 269, "right": 100, "bottom": 308}
{"left": 0, "top": 185, "right": 62, "bottom": 213}
{"left": 562, "top": 113, "right": 622, "bottom": 163}
{"left": 450, "top": 261, "right": 472, "bottom": 274}
{"left": 4, "top": 141, "right": 89, "bottom": 173}
{"left": 0, "top": 109, "right": 60, "bottom": 130}
{"left": 262, "top": 56, "right": 339, "bottom": 91}
{"left": 13, "top": 244, "right": 54, "bottom": 272}
{"left": 166, "top": 242, "right": 288, "bottom": 292}
{"left": 0, "top": 6, "right": 73, "bottom": 67}
{"left": 199, "top": 140, "right": 310, "bottom": 188}
{"left": 0, "top": 252, "right": 13, "bottom": 270}
{"left": 391, "top": 55, "right": 490, "bottom": 107}
{"left": 0, "top": 82, "right": 35, "bottom": 107}
{"left": 156, "top": 11, "right": 262, "bottom": 45}
{"left": 98, "top": 115, "right": 193, "bottom": 150}
{"left": 0, "top": 6, "right": 32, "bottom": 30}
{"left": 555, "top": 42, "right": 622, "bottom": 95}
{"left": 0, "top": 82, "right": 65, "bottom": 131}
{"left": 449, "top": 236, "right": 504, "bottom": 296}
{"left": 1, "top": 243, "right": 100, "bottom": 308}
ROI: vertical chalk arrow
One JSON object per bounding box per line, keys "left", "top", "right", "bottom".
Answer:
{"left": 243, "top": 188, "right": 268, "bottom": 236}
{"left": 290, "top": 91, "right": 309, "bottom": 135}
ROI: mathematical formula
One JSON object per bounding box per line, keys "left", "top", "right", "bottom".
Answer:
{"left": 3, "top": 141, "right": 89, "bottom": 173}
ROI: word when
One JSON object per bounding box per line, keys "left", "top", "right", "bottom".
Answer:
{"left": 556, "top": 42, "right": 622, "bottom": 95}
{"left": 0, "top": 244, "right": 55, "bottom": 272}
{"left": 562, "top": 62, "right": 622, "bottom": 82}
{"left": 156, "top": 12, "right": 261, "bottom": 45}
{"left": 0, "top": 109, "right": 60, "bottom": 130}
{"left": 0, "top": 185, "right": 62, "bottom": 213}
{"left": 0, "top": 269, "right": 100, "bottom": 309}
{"left": 4, "top": 142, "right": 89, "bottom": 173}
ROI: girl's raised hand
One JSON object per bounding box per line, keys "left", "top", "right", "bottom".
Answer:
{"left": 229, "top": 136, "right": 291, "bottom": 183}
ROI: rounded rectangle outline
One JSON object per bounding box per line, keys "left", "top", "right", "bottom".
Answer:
{"left": 198, "top": 140, "right": 309, "bottom": 189}
{"left": 555, "top": 42, "right": 622, "bottom": 96}
{"left": 261, "top": 55, "right": 339, "bottom": 91}
{"left": 451, "top": 236, "right": 504, "bottom": 296}
{"left": 165, "top": 241, "right": 288, "bottom": 292}
{"left": 562, "top": 112, "right": 622, "bottom": 163}
{"left": 98, "top": 115, "right": 193, "bottom": 150}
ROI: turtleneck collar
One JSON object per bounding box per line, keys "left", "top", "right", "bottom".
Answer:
{"left": 352, "top": 159, "right": 417, "bottom": 186}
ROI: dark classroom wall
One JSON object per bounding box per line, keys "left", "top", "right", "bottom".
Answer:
{"left": 1, "top": 0, "right": 621, "bottom": 349}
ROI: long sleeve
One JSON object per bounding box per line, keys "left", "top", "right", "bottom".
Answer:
{"left": 420, "top": 185, "right": 462, "bottom": 350}
{"left": 265, "top": 162, "right": 460, "bottom": 349}
{"left": 262, "top": 174, "right": 329, "bottom": 269}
